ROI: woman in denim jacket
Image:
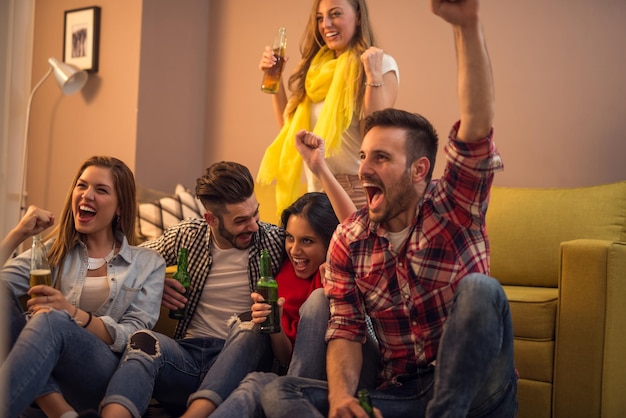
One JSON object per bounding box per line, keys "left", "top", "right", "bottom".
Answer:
{"left": 1, "top": 156, "right": 165, "bottom": 418}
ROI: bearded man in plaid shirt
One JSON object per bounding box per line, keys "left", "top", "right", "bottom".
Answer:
{"left": 260, "top": 1, "right": 517, "bottom": 417}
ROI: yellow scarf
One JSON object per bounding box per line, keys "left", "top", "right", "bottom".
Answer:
{"left": 257, "top": 46, "right": 359, "bottom": 215}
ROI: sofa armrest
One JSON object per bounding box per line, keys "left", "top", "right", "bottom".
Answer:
{"left": 152, "top": 265, "right": 179, "bottom": 337}
{"left": 554, "top": 239, "right": 626, "bottom": 418}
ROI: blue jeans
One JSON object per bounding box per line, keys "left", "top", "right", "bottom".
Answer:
{"left": 101, "top": 331, "right": 224, "bottom": 417}
{"left": 260, "top": 274, "right": 518, "bottom": 418}
{"left": 211, "top": 371, "right": 279, "bottom": 418}
{"left": 101, "top": 317, "right": 271, "bottom": 417}
{"left": 186, "top": 319, "right": 273, "bottom": 408}
{"left": 211, "top": 288, "right": 379, "bottom": 417}
{"left": 1, "top": 293, "right": 122, "bottom": 418}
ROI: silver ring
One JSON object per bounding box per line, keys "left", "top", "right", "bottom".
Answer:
{"left": 46, "top": 295, "right": 49, "bottom": 303}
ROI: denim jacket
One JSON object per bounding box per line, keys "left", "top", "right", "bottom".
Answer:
{"left": 1, "top": 232, "right": 165, "bottom": 352}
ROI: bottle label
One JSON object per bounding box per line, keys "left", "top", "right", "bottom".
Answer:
{"left": 257, "top": 285, "right": 280, "bottom": 333}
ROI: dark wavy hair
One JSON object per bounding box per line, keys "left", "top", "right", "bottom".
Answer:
{"left": 280, "top": 192, "right": 339, "bottom": 248}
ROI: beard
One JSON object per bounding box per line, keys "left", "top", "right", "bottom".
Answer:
{"left": 368, "top": 172, "right": 415, "bottom": 225}
{"left": 216, "top": 216, "right": 253, "bottom": 250}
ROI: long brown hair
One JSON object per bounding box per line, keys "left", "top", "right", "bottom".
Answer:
{"left": 286, "top": 0, "right": 376, "bottom": 119}
{"left": 47, "top": 156, "right": 138, "bottom": 272}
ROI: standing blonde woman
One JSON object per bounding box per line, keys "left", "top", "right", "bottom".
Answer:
{"left": 257, "top": 0, "right": 399, "bottom": 214}
{"left": 1, "top": 156, "right": 165, "bottom": 418}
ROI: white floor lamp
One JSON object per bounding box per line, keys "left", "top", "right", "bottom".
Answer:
{"left": 18, "top": 57, "right": 88, "bottom": 220}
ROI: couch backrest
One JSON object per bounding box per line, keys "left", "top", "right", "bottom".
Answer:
{"left": 486, "top": 181, "right": 626, "bottom": 287}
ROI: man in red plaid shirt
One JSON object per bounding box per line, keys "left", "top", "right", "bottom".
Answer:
{"left": 260, "top": 0, "right": 517, "bottom": 417}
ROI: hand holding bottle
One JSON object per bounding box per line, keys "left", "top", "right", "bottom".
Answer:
{"left": 169, "top": 248, "right": 191, "bottom": 320}
{"left": 250, "top": 291, "right": 284, "bottom": 324}
{"left": 162, "top": 277, "right": 188, "bottom": 310}
{"left": 26, "top": 286, "right": 71, "bottom": 316}
{"left": 255, "top": 249, "right": 281, "bottom": 333}
{"left": 260, "top": 27, "right": 288, "bottom": 94}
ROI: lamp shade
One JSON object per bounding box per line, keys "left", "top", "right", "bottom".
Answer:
{"left": 48, "top": 57, "right": 88, "bottom": 95}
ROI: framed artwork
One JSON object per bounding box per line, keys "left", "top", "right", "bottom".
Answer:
{"left": 63, "top": 6, "right": 101, "bottom": 73}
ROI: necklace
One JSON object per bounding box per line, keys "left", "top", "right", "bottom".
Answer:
{"left": 87, "top": 241, "right": 116, "bottom": 271}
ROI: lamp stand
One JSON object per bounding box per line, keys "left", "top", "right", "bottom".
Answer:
{"left": 18, "top": 66, "right": 53, "bottom": 220}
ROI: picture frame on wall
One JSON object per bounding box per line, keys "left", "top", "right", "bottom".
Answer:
{"left": 63, "top": 6, "right": 101, "bottom": 73}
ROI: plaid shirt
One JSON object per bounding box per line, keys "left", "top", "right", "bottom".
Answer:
{"left": 140, "top": 218, "right": 285, "bottom": 339}
{"left": 325, "top": 123, "right": 503, "bottom": 386}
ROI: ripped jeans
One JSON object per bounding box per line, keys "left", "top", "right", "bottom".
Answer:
{"left": 101, "top": 318, "right": 271, "bottom": 418}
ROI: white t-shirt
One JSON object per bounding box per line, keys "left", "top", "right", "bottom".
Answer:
{"left": 184, "top": 242, "right": 251, "bottom": 340}
{"left": 306, "top": 53, "right": 400, "bottom": 191}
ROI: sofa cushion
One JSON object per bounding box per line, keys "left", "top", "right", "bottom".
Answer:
{"left": 487, "top": 182, "right": 626, "bottom": 287}
{"left": 503, "top": 285, "right": 557, "bottom": 340}
{"left": 137, "top": 184, "right": 204, "bottom": 241}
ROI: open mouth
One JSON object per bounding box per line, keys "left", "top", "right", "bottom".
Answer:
{"left": 238, "top": 232, "right": 253, "bottom": 243}
{"left": 77, "top": 204, "right": 96, "bottom": 222}
{"left": 325, "top": 31, "right": 338, "bottom": 40}
{"left": 291, "top": 257, "right": 310, "bottom": 272}
{"left": 363, "top": 182, "right": 384, "bottom": 210}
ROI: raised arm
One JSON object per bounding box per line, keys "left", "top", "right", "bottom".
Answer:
{"left": 1, "top": 206, "right": 54, "bottom": 265}
{"left": 295, "top": 130, "right": 358, "bottom": 220}
{"left": 361, "top": 47, "right": 399, "bottom": 118}
{"left": 432, "top": 0, "right": 494, "bottom": 142}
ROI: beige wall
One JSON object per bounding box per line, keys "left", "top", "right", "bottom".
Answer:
{"left": 134, "top": 1, "right": 208, "bottom": 192}
{"left": 23, "top": 0, "right": 208, "bottom": 220}
{"left": 26, "top": 0, "right": 143, "bottom": 220}
{"left": 20, "top": 0, "right": 626, "bottom": 222}
{"left": 206, "top": 0, "right": 626, "bottom": 188}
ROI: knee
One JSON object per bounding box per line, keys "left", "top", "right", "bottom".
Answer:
{"left": 299, "top": 288, "right": 329, "bottom": 319}
{"left": 241, "top": 371, "right": 278, "bottom": 388}
{"left": 30, "top": 307, "right": 69, "bottom": 327}
{"left": 456, "top": 274, "right": 509, "bottom": 313}
{"left": 227, "top": 313, "right": 258, "bottom": 335}
{"left": 458, "top": 274, "right": 504, "bottom": 300}
{"left": 128, "top": 330, "right": 160, "bottom": 357}
{"left": 260, "top": 376, "right": 286, "bottom": 409}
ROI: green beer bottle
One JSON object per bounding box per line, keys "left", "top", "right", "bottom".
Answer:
{"left": 358, "top": 388, "right": 375, "bottom": 418}
{"left": 256, "top": 249, "right": 280, "bottom": 333}
{"left": 169, "top": 248, "right": 191, "bottom": 320}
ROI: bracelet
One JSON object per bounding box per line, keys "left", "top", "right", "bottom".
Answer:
{"left": 364, "top": 81, "right": 384, "bottom": 87}
{"left": 82, "top": 311, "right": 93, "bottom": 328}
{"left": 72, "top": 306, "right": 79, "bottom": 319}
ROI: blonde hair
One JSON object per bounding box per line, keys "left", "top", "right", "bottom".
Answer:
{"left": 47, "top": 156, "right": 138, "bottom": 274}
{"left": 285, "top": 0, "right": 376, "bottom": 119}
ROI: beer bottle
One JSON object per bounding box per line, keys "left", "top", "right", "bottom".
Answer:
{"left": 30, "top": 234, "right": 52, "bottom": 298}
{"left": 358, "top": 389, "right": 375, "bottom": 418}
{"left": 169, "top": 248, "right": 191, "bottom": 320}
{"left": 256, "top": 249, "right": 280, "bottom": 333}
{"left": 261, "top": 27, "right": 287, "bottom": 94}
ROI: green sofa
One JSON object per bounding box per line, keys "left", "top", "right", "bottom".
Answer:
{"left": 151, "top": 181, "right": 626, "bottom": 417}
{"left": 486, "top": 182, "right": 626, "bottom": 418}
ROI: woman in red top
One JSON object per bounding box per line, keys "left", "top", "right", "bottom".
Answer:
{"left": 255, "top": 191, "right": 339, "bottom": 367}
